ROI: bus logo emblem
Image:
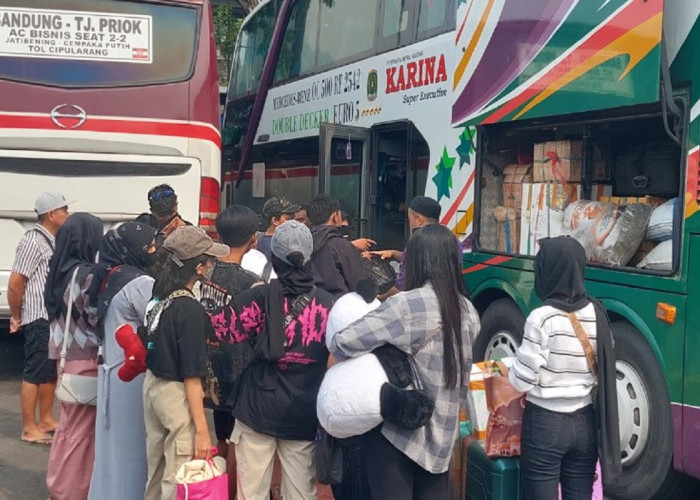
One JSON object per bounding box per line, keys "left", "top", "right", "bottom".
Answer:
{"left": 50, "top": 104, "right": 87, "bottom": 129}
{"left": 367, "top": 70, "right": 378, "bottom": 102}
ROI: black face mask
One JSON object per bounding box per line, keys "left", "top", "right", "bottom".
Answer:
{"left": 338, "top": 225, "right": 352, "bottom": 238}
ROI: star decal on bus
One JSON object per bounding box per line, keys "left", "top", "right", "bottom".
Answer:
{"left": 456, "top": 126, "right": 475, "bottom": 168}
{"left": 433, "top": 147, "right": 455, "bottom": 201}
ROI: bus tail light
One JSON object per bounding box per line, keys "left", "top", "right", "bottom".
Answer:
{"left": 199, "top": 176, "right": 220, "bottom": 239}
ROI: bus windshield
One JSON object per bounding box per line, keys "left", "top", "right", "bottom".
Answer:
{"left": 0, "top": 0, "right": 198, "bottom": 87}
{"left": 228, "top": 1, "right": 277, "bottom": 99}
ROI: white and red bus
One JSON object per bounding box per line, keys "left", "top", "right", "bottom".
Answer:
{"left": 0, "top": 0, "right": 221, "bottom": 319}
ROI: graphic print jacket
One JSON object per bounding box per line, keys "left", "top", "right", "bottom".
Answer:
{"left": 210, "top": 283, "right": 333, "bottom": 441}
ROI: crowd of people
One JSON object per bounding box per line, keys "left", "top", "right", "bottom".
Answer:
{"left": 7, "top": 184, "right": 615, "bottom": 500}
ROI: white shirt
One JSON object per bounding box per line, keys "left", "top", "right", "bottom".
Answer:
{"left": 509, "top": 303, "right": 597, "bottom": 413}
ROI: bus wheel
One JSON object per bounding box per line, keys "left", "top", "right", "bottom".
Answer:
{"left": 473, "top": 298, "right": 525, "bottom": 362}
{"left": 606, "top": 322, "right": 673, "bottom": 500}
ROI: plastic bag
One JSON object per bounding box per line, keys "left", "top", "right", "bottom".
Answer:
{"left": 636, "top": 240, "right": 672, "bottom": 271}
{"left": 314, "top": 428, "right": 343, "bottom": 485}
{"left": 484, "top": 361, "right": 525, "bottom": 457}
{"left": 646, "top": 198, "right": 676, "bottom": 241}
{"left": 563, "top": 201, "right": 652, "bottom": 266}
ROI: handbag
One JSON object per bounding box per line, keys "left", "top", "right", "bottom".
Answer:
{"left": 175, "top": 457, "right": 228, "bottom": 500}
{"left": 314, "top": 427, "right": 344, "bottom": 485}
{"left": 483, "top": 360, "right": 525, "bottom": 457}
{"left": 55, "top": 267, "right": 98, "bottom": 406}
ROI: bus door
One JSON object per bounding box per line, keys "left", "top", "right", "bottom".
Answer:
{"left": 319, "top": 123, "right": 371, "bottom": 239}
{"left": 372, "top": 122, "right": 430, "bottom": 250}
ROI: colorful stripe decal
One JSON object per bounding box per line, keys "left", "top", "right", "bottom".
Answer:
{"left": 463, "top": 255, "right": 513, "bottom": 274}
{"left": 441, "top": 169, "right": 476, "bottom": 226}
{"left": 454, "top": 0, "right": 496, "bottom": 91}
{"left": 512, "top": 12, "right": 662, "bottom": 120}
{"left": 0, "top": 112, "right": 221, "bottom": 147}
{"left": 453, "top": 202, "right": 474, "bottom": 239}
{"left": 483, "top": 0, "right": 663, "bottom": 124}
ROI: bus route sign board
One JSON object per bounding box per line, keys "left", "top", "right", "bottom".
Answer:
{"left": 0, "top": 7, "right": 152, "bottom": 63}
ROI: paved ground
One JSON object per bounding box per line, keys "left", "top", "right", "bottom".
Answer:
{"left": 0, "top": 324, "right": 220, "bottom": 500}
{"left": 0, "top": 329, "right": 50, "bottom": 500}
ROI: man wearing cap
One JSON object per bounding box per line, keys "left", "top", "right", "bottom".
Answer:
{"left": 8, "top": 191, "right": 71, "bottom": 444}
{"left": 212, "top": 220, "right": 334, "bottom": 500}
{"left": 372, "top": 196, "right": 462, "bottom": 297}
{"left": 257, "top": 197, "right": 301, "bottom": 261}
{"left": 136, "top": 184, "right": 191, "bottom": 240}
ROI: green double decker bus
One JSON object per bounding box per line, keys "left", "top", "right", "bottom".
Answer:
{"left": 458, "top": 1, "right": 700, "bottom": 498}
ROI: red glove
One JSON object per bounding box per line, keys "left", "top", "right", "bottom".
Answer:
{"left": 115, "top": 324, "right": 147, "bottom": 382}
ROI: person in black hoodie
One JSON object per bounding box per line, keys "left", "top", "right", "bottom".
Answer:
{"left": 307, "top": 194, "right": 371, "bottom": 299}
{"left": 215, "top": 220, "right": 335, "bottom": 500}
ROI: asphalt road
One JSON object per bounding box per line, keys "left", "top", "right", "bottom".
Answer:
{"left": 0, "top": 325, "right": 219, "bottom": 500}
{"left": 0, "top": 329, "right": 50, "bottom": 500}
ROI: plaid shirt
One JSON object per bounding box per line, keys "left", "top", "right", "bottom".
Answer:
{"left": 329, "top": 283, "right": 480, "bottom": 473}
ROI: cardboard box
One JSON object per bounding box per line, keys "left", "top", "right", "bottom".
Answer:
{"left": 599, "top": 195, "right": 666, "bottom": 206}
{"left": 519, "top": 183, "right": 534, "bottom": 255}
{"left": 533, "top": 141, "right": 582, "bottom": 182}
{"left": 495, "top": 207, "right": 520, "bottom": 253}
{"left": 522, "top": 182, "right": 581, "bottom": 255}
{"left": 466, "top": 362, "right": 489, "bottom": 440}
{"left": 591, "top": 143, "right": 611, "bottom": 181}
{"left": 502, "top": 164, "right": 533, "bottom": 209}
{"left": 591, "top": 184, "right": 613, "bottom": 201}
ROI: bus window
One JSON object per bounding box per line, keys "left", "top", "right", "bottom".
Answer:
{"left": 230, "top": 2, "right": 277, "bottom": 98}
{"left": 0, "top": 0, "right": 197, "bottom": 87}
{"left": 380, "top": 0, "right": 414, "bottom": 51}
{"left": 316, "top": 0, "right": 376, "bottom": 69}
{"left": 275, "top": 0, "right": 320, "bottom": 83}
{"left": 417, "top": 0, "right": 453, "bottom": 40}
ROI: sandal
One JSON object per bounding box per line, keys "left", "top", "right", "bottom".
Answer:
{"left": 21, "top": 433, "right": 53, "bottom": 446}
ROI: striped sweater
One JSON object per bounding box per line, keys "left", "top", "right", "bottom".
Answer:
{"left": 509, "top": 303, "right": 597, "bottom": 413}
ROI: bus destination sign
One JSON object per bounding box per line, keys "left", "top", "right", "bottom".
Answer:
{"left": 0, "top": 7, "right": 152, "bottom": 63}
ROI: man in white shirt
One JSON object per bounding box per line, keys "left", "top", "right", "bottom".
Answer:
{"left": 8, "top": 192, "right": 71, "bottom": 444}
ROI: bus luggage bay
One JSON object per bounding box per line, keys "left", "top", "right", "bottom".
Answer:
{"left": 0, "top": 0, "right": 221, "bottom": 319}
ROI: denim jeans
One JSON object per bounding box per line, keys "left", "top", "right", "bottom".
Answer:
{"left": 520, "top": 403, "right": 597, "bottom": 500}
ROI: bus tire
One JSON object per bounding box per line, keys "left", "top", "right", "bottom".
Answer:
{"left": 473, "top": 298, "right": 525, "bottom": 362}
{"left": 606, "top": 322, "right": 674, "bottom": 500}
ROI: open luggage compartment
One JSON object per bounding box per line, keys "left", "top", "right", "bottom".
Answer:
{"left": 476, "top": 106, "right": 684, "bottom": 272}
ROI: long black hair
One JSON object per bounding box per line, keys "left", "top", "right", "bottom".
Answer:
{"left": 405, "top": 224, "right": 467, "bottom": 388}
{"left": 152, "top": 254, "right": 209, "bottom": 299}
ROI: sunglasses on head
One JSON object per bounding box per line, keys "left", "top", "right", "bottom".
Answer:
{"left": 149, "top": 189, "right": 174, "bottom": 202}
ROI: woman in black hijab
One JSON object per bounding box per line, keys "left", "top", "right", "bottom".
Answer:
{"left": 509, "top": 236, "right": 621, "bottom": 499}
{"left": 44, "top": 212, "right": 104, "bottom": 500}
{"left": 89, "top": 221, "right": 158, "bottom": 500}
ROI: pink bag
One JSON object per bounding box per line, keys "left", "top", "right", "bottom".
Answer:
{"left": 176, "top": 459, "right": 228, "bottom": 500}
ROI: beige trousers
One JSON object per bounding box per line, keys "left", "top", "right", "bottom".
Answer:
{"left": 143, "top": 370, "right": 195, "bottom": 500}
{"left": 231, "top": 420, "right": 316, "bottom": 500}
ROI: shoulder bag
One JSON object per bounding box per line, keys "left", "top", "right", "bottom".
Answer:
{"left": 567, "top": 311, "right": 606, "bottom": 495}
{"left": 55, "top": 267, "right": 98, "bottom": 406}
{"left": 566, "top": 312, "right": 598, "bottom": 378}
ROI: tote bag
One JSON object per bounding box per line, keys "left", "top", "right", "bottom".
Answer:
{"left": 176, "top": 458, "right": 228, "bottom": 500}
